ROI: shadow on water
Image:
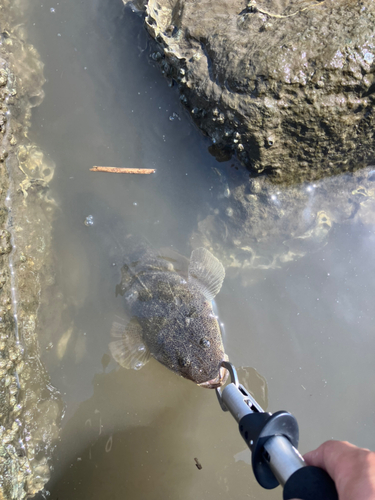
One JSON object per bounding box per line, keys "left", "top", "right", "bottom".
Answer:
{"left": 38, "top": 363, "right": 270, "bottom": 500}
{"left": 47, "top": 378, "right": 197, "bottom": 500}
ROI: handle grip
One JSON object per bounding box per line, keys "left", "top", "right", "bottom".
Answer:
{"left": 216, "top": 376, "right": 339, "bottom": 500}
{"left": 283, "top": 465, "right": 338, "bottom": 500}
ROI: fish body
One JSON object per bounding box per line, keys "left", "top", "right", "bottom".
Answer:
{"left": 109, "top": 237, "right": 228, "bottom": 387}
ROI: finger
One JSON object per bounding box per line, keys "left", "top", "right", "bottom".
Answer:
{"left": 304, "top": 440, "right": 358, "bottom": 482}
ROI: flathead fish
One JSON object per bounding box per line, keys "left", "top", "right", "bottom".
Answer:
{"left": 109, "top": 237, "right": 228, "bottom": 388}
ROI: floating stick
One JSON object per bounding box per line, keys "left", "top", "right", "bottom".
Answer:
{"left": 90, "top": 166, "right": 155, "bottom": 174}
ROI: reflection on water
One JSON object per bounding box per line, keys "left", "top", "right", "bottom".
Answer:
{"left": 21, "top": 0, "right": 375, "bottom": 498}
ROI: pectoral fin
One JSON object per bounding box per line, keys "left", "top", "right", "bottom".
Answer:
{"left": 109, "top": 317, "right": 150, "bottom": 370}
{"left": 188, "top": 247, "right": 225, "bottom": 301}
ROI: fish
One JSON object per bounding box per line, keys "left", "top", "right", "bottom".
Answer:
{"left": 108, "top": 235, "right": 228, "bottom": 388}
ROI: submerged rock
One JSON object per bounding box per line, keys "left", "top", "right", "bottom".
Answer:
{"left": 190, "top": 164, "right": 375, "bottom": 285}
{"left": 0, "top": 1, "right": 63, "bottom": 498}
{"left": 130, "top": 0, "right": 375, "bottom": 183}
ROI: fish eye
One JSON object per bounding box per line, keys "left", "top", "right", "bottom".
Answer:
{"left": 178, "top": 357, "right": 190, "bottom": 367}
{"left": 200, "top": 338, "right": 210, "bottom": 348}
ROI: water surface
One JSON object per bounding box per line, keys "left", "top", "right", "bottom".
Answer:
{"left": 23, "top": 0, "right": 375, "bottom": 498}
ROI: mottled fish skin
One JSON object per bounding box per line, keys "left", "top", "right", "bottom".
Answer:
{"left": 112, "top": 237, "right": 227, "bottom": 386}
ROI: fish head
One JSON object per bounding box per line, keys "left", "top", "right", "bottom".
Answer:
{"left": 154, "top": 297, "right": 228, "bottom": 388}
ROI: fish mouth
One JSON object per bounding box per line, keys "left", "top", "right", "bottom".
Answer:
{"left": 198, "top": 357, "right": 229, "bottom": 389}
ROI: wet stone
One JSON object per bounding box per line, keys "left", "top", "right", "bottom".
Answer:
{"left": 133, "top": 0, "right": 375, "bottom": 184}
{"left": 0, "top": 2, "right": 63, "bottom": 499}
{"left": 0, "top": 151, "right": 8, "bottom": 162}
{"left": 0, "top": 71, "right": 8, "bottom": 87}
{"left": 0, "top": 230, "right": 12, "bottom": 255}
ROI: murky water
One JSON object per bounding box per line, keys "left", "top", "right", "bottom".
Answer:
{"left": 18, "top": 0, "right": 375, "bottom": 498}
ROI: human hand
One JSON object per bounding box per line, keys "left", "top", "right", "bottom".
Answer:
{"left": 302, "top": 440, "right": 375, "bottom": 500}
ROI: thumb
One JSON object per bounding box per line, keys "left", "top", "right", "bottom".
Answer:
{"left": 304, "top": 440, "right": 359, "bottom": 482}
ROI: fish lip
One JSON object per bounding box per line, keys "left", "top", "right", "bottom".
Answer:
{"left": 198, "top": 362, "right": 229, "bottom": 389}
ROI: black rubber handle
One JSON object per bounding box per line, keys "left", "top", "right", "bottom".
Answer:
{"left": 283, "top": 465, "right": 338, "bottom": 500}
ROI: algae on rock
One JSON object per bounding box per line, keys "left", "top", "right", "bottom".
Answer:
{"left": 0, "top": 1, "right": 63, "bottom": 498}
{"left": 190, "top": 164, "right": 375, "bottom": 285}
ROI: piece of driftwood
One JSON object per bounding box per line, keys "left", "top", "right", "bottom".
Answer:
{"left": 90, "top": 166, "right": 155, "bottom": 174}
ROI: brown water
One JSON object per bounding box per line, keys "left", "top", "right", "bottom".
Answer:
{"left": 21, "top": 0, "right": 375, "bottom": 499}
